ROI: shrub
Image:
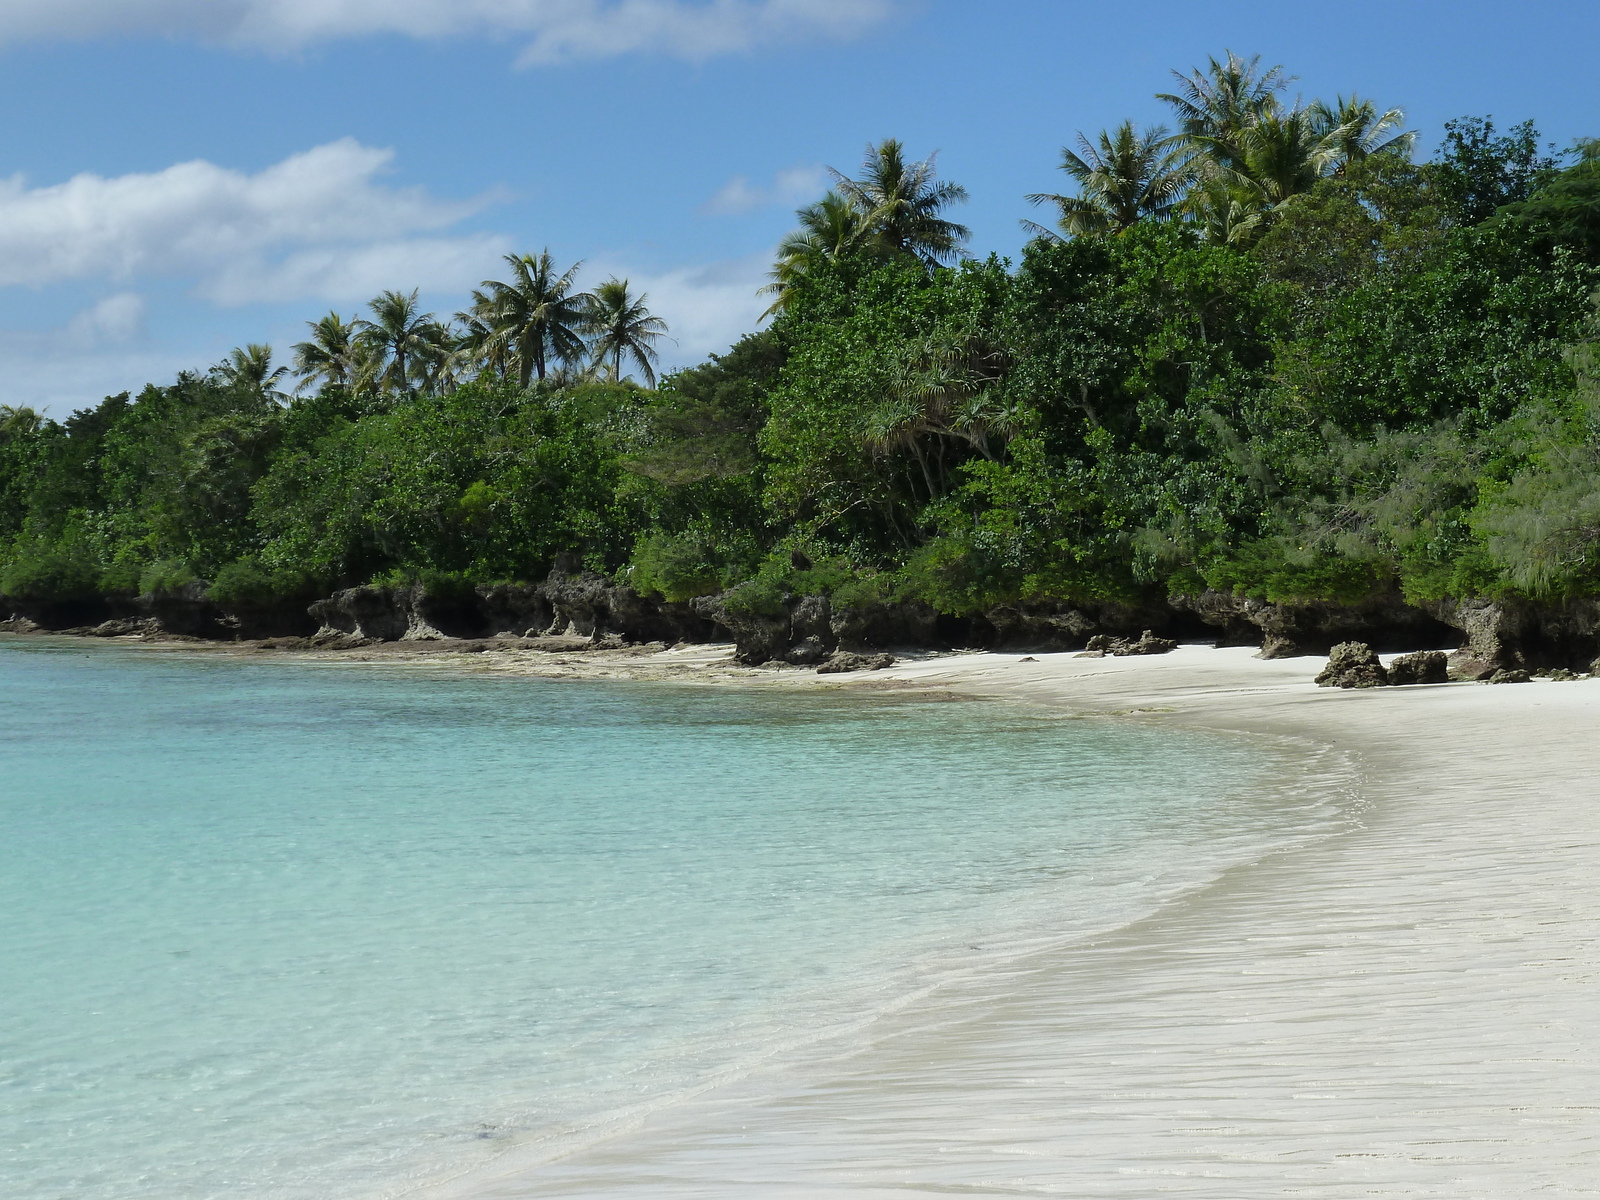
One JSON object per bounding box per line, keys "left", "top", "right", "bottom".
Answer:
{"left": 139, "top": 559, "right": 199, "bottom": 597}
{"left": 0, "top": 543, "right": 103, "bottom": 601}
{"left": 627, "top": 528, "right": 761, "bottom": 602}
{"left": 207, "top": 557, "right": 319, "bottom": 608}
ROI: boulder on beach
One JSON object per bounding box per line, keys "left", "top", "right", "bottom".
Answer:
{"left": 1085, "top": 630, "right": 1178, "bottom": 657}
{"left": 1315, "top": 641, "right": 1389, "bottom": 689}
{"left": 816, "top": 652, "right": 895, "bottom": 675}
{"left": 1387, "top": 649, "right": 1449, "bottom": 686}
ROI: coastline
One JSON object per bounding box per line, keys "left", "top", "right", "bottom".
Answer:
{"left": 9, "top": 633, "right": 1599, "bottom": 1193}
{"left": 448, "top": 642, "right": 1600, "bottom": 1195}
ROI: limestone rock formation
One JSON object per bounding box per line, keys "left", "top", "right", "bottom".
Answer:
{"left": 1314, "top": 642, "right": 1389, "bottom": 689}
{"left": 1175, "top": 588, "right": 1453, "bottom": 659}
{"left": 1386, "top": 649, "right": 1449, "bottom": 686}
{"left": 816, "top": 652, "right": 896, "bottom": 674}
{"left": 1085, "top": 630, "right": 1178, "bottom": 657}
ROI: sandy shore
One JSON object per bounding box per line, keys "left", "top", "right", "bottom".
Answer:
{"left": 14, "top": 632, "right": 1600, "bottom": 1193}
{"left": 442, "top": 643, "right": 1600, "bottom": 1197}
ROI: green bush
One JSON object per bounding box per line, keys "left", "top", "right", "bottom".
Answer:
{"left": 0, "top": 542, "right": 103, "bottom": 601}
{"left": 207, "top": 556, "right": 319, "bottom": 608}
{"left": 1202, "top": 542, "right": 1393, "bottom": 606}
{"left": 139, "top": 559, "right": 199, "bottom": 597}
{"left": 628, "top": 528, "right": 761, "bottom": 602}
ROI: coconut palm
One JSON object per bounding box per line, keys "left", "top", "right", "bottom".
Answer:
{"left": 829, "top": 139, "right": 971, "bottom": 267}
{"left": 1230, "top": 107, "right": 1348, "bottom": 206}
{"left": 213, "top": 343, "right": 289, "bottom": 399}
{"left": 0, "top": 404, "right": 41, "bottom": 438}
{"left": 587, "top": 278, "right": 669, "bottom": 386}
{"left": 1308, "top": 95, "right": 1415, "bottom": 173}
{"left": 355, "top": 290, "right": 439, "bottom": 394}
{"left": 1024, "top": 121, "right": 1193, "bottom": 239}
{"left": 479, "top": 251, "right": 594, "bottom": 386}
{"left": 291, "top": 312, "right": 360, "bottom": 393}
{"left": 1157, "top": 50, "right": 1289, "bottom": 172}
{"left": 454, "top": 289, "right": 513, "bottom": 383}
{"left": 761, "top": 190, "right": 875, "bottom": 314}
{"left": 1180, "top": 108, "right": 1349, "bottom": 246}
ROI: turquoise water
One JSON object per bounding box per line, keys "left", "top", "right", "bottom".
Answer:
{"left": 0, "top": 640, "right": 1316, "bottom": 1199}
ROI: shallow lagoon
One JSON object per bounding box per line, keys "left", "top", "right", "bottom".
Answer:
{"left": 0, "top": 639, "right": 1314, "bottom": 1199}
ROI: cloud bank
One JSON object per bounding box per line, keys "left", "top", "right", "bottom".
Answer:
{"left": 0, "top": 0, "right": 893, "bottom": 62}
{"left": 702, "top": 164, "right": 824, "bottom": 215}
{"left": 0, "top": 139, "right": 508, "bottom": 305}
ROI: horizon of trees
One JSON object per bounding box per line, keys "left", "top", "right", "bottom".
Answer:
{"left": 4, "top": 49, "right": 1600, "bottom": 626}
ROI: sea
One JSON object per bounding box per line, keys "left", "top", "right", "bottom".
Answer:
{"left": 0, "top": 638, "right": 1341, "bottom": 1199}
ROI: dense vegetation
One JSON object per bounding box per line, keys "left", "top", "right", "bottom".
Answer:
{"left": 5, "top": 52, "right": 1600, "bottom": 630}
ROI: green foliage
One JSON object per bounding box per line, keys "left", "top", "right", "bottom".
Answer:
{"left": 1200, "top": 541, "right": 1392, "bottom": 605}
{"left": 627, "top": 527, "right": 761, "bottom": 602}
{"left": 6, "top": 76, "right": 1600, "bottom": 624}
{"left": 207, "top": 557, "right": 320, "bottom": 608}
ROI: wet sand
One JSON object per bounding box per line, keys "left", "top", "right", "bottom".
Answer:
{"left": 13, "top": 632, "right": 1599, "bottom": 1193}
{"left": 450, "top": 645, "right": 1600, "bottom": 1197}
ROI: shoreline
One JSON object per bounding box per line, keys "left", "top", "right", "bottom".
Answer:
{"left": 8, "top": 633, "right": 1598, "bottom": 1193}
{"left": 441, "top": 642, "right": 1600, "bottom": 1195}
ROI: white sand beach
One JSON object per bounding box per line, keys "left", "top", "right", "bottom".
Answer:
{"left": 448, "top": 644, "right": 1600, "bottom": 1197}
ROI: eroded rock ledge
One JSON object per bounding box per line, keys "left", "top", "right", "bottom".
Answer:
{"left": 10, "top": 570, "right": 1600, "bottom": 673}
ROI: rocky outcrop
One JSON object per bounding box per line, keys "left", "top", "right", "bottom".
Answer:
{"left": 1387, "top": 649, "right": 1449, "bottom": 686}
{"left": 983, "top": 600, "right": 1178, "bottom": 651}
{"left": 1176, "top": 588, "right": 1456, "bottom": 659}
{"left": 474, "top": 583, "right": 552, "bottom": 638}
{"left": 817, "top": 652, "right": 895, "bottom": 674}
{"left": 1421, "top": 596, "right": 1600, "bottom": 679}
{"left": 1315, "top": 641, "right": 1390, "bottom": 689}
{"left": 690, "top": 590, "right": 953, "bottom": 665}
{"left": 1082, "top": 629, "right": 1178, "bottom": 657}
{"left": 829, "top": 598, "right": 938, "bottom": 652}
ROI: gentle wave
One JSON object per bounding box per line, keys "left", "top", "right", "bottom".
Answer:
{"left": 0, "top": 640, "right": 1342, "bottom": 1200}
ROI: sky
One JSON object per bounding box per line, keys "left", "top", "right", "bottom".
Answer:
{"left": 2, "top": 0, "right": 1598, "bottom": 413}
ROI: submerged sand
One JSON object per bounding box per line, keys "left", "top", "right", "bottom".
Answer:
{"left": 13, "top": 633, "right": 1599, "bottom": 1193}
{"left": 450, "top": 644, "right": 1600, "bottom": 1197}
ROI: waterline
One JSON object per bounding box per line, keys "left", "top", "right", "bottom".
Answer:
{"left": 0, "top": 640, "right": 1340, "bottom": 1199}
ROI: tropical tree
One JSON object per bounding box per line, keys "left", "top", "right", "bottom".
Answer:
{"left": 355, "top": 290, "right": 440, "bottom": 394}
{"left": 479, "top": 251, "right": 594, "bottom": 386}
{"left": 0, "top": 405, "right": 42, "bottom": 438}
{"left": 1024, "top": 121, "right": 1192, "bottom": 239}
{"left": 454, "top": 289, "right": 513, "bottom": 382}
{"left": 829, "top": 139, "right": 971, "bottom": 266}
{"left": 212, "top": 344, "right": 289, "bottom": 399}
{"left": 1309, "top": 95, "right": 1415, "bottom": 174}
{"left": 1157, "top": 50, "right": 1288, "bottom": 173}
{"left": 587, "top": 278, "right": 669, "bottom": 386}
{"left": 291, "top": 312, "right": 360, "bottom": 393}
{"left": 762, "top": 191, "right": 874, "bottom": 313}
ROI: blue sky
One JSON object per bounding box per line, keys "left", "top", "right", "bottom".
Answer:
{"left": 2, "top": 0, "right": 1597, "bottom": 412}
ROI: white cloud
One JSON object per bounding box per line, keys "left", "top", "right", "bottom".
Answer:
{"left": 591, "top": 251, "right": 770, "bottom": 364}
{"left": 66, "top": 293, "right": 148, "bottom": 345}
{"left": 0, "top": 0, "right": 894, "bottom": 62}
{"left": 0, "top": 139, "right": 500, "bottom": 306}
{"left": 702, "top": 164, "right": 824, "bottom": 215}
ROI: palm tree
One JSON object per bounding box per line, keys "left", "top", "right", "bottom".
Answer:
{"left": 761, "top": 190, "right": 874, "bottom": 313}
{"left": 0, "top": 404, "right": 41, "bottom": 438}
{"left": 454, "top": 289, "right": 513, "bottom": 382}
{"left": 479, "top": 251, "right": 594, "bottom": 386}
{"left": 1157, "top": 50, "right": 1289, "bottom": 173}
{"left": 1308, "top": 95, "right": 1415, "bottom": 174}
{"left": 829, "top": 139, "right": 971, "bottom": 267}
{"left": 213, "top": 343, "right": 289, "bottom": 399}
{"left": 291, "top": 312, "right": 359, "bottom": 393}
{"left": 355, "top": 290, "right": 438, "bottom": 394}
{"left": 1024, "top": 121, "right": 1192, "bottom": 239}
{"left": 587, "top": 278, "right": 669, "bottom": 386}
{"left": 1230, "top": 107, "right": 1348, "bottom": 207}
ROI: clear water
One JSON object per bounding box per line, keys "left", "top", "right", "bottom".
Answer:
{"left": 0, "top": 639, "right": 1321, "bottom": 1200}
